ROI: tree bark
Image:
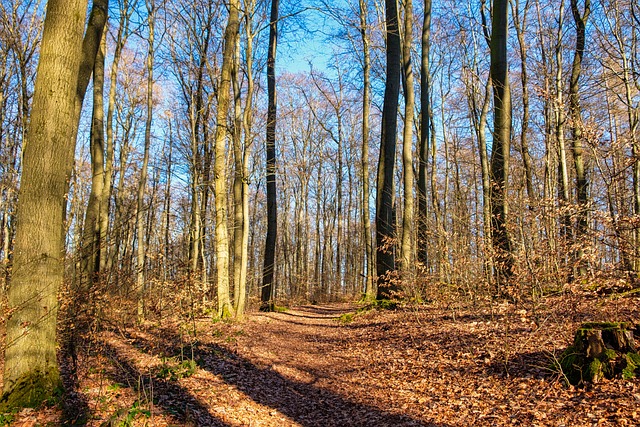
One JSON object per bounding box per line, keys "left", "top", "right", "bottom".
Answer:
{"left": 214, "top": 0, "right": 240, "bottom": 318}
{"left": 136, "top": 0, "right": 155, "bottom": 322}
{"left": 417, "top": 0, "right": 432, "bottom": 269}
{"left": 489, "top": 0, "right": 514, "bottom": 292}
{"left": 511, "top": 0, "right": 536, "bottom": 204}
{"left": 81, "top": 30, "right": 107, "bottom": 284}
{"left": 262, "top": 0, "right": 279, "bottom": 310}
{"left": 1, "top": 0, "right": 89, "bottom": 409}
{"left": 401, "top": 0, "right": 416, "bottom": 273}
{"left": 376, "top": 0, "right": 402, "bottom": 299}
{"left": 359, "top": 0, "right": 375, "bottom": 298}
{"left": 569, "top": 0, "right": 591, "bottom": 278}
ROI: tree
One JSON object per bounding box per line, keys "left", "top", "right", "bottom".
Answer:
{"left": 262, "top": 0, "right": 279, "bottom": 310}
{"left": 135, "top": 0, "right": 155, "bottom": 322}
{"left": 417, "top": 0, "right": 432, "bottom": 268}
{"left": 489, "top": 0, "right": 514, "bottom": 291}
{"left": 376, "top": 0, "right": 401, "bottom": 299}
{"left": 232, "top": 0, "right": 256, "bottom": 318}
{"left": 400, "top": 0, "right": 416, "bottom": 273}
{"left": 213, "top": 0, "right": 241, "bottom": 318}
{"left": 569, "top": 0, "right": 591, "bottom": 278}
{"left": 1, "top": 0, "right": 91, "bottom": 409}
{"left": 80, "top": 30, "right": 107, "bottom": 284}
{"left": 358, "top": 0, "right": 375, "bottom": 298}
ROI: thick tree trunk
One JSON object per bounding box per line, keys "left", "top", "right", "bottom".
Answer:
{"left": 262, "top": 0, "right": 279, "bottom": 310}
{"left": 1, "top": 0, "right": 89, "bottom": 409}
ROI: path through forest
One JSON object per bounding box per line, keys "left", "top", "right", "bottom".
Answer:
{"left": 3, "top": 296, "right": 640, "bottom": 426}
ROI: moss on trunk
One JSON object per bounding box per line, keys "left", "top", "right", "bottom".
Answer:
{"left": 0, "top": 369, "right": 62, "bottom": 411}
{"left": 558, "top": 322, "right": 638, "bottom": 385}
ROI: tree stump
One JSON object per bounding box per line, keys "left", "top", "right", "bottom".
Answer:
{"left": 559, "top": 322, "right": 640, "bottom": 385}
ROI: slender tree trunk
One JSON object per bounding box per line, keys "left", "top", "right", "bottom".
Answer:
{"left": 262, "top": 0, "right": 279, "bottom": 310}
{"left": 555, "top": 2, "right": 571, "bottom": 248}
{"left": 489, "top": 0, "right": 514, "bottom": 292}
{"left": 81, "top": 30, "right": 107, "bottom": 284}
{"left": 511, "top": 0, "right": 535, "bottom": 204}
{"left": 105, "top": 0, "right": 130, "bottom": 275}
{"left": 569, "top": 0, "right": 591, "bottom": 278}
{"left": 1, "top": 0, "right": 90, "bottom": 409}
{"left": 214, "top": 0, "right": 240, "bottom": 318}
{"left": 417, "top": 0, "right": 432, "bottom": 269}
{"left": 136, "top": 0, "right": 154, "bottom": 322}
{"left": 401, "top": 0, "right": 416, "bottom": 274}
{"left": 376, "top": 0, "right": 401, "bottom": 299}
{"left": 359, "top": 0, "right": 375, "bottom": 298}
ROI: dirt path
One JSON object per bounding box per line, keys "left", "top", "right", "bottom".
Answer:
{"left": 86, "top": 304, "right": 427, "bottom": 426}
{"left": 7, "top": 297, "right": 639, "bottom": 426}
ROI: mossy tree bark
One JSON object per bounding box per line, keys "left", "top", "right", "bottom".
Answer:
{"left": 560, "top": 322, "right": 639, "bottom": 385}
{"left": 1, "top": 0, "right": 89, "bottom": 410}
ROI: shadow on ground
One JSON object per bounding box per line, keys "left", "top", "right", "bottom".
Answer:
{"left": 128, "top": 326, "right": 447, "bottom": 427}
{"left": 99, "top": 341, "right": 230, "bottom": 426}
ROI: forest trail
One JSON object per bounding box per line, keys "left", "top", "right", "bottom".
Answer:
{"left": 5, "top": 297, "right": 640, "bottom": 426}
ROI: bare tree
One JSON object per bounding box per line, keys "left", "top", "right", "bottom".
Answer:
{"left": 1, "top": 0, "right": 92, "bottom": 410}
{"left": 376, "top": 0, "right": 401, "bottom": 299}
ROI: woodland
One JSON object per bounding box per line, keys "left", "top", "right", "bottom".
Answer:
{"left": 0, "top": 0, "right": 639, "bottom": 424}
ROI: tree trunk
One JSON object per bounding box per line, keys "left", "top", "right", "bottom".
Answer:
{"left": 511, "top": 0, "right": 536, "bottom": 204}
{"left": 262, "top": 0, "right": 279, "bottom": 310}
{"left": 214, "top": 0, "right": 240, "bottom": 318}
{"left": 417, "top": 0, "right": 432, "bottom": 269}
{"left": 1, "top": 0, "right": 89, "bottom": 409}
{"left": 569, "top": 0, "right": 591, "bottom": 279}
{"left": 136, "top": 0, "right": 154, "bottom": 322}
{"left": 376, "top": 0, "right": 402, "bottom": 299}
{"left": 489, "top": 0, "right": 514, "bottom": 292}
{"left": 359, "top": 0, "right": 375, "bottom": 298}
{"left": 81, "top": 30, "right": 107, "bottom": 284}
{"left": 401, "top": 0, "right": 416, "bottom": 274}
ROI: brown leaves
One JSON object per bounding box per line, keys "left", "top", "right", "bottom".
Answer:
{"left": 1, "top": 296, "right": 638, "bottom": 426}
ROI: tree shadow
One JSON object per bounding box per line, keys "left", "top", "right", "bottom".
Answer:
{"left": 130, "top": 328, "right": 448, "bottom": 427}
{"left": 99, "top": 340, "right": 230, "bottom": 427}
{"left": 59, "top": 352, "right": 91, "bottom": 426}
{"left": 485, "top": 350, "right": 558, "bottom": 379}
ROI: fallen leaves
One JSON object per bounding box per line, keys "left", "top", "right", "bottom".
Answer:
{"left": 0, "top": 294, "right": 637, "bottom": 426}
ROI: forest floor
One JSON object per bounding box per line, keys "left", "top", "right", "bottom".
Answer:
{"left": 1, "top": 290, "right": 640, "bottom": 426}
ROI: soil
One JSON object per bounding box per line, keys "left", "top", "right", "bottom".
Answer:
{"left": 2, "top": 293, "right": 640, "bottom": 426}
